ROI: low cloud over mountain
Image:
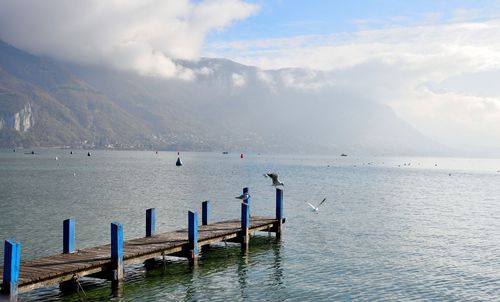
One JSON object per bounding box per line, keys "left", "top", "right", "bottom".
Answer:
{"left": 0, "top": 0, "right": 258, "bottom": 79}
{"left": 0, "top": 40, "right": 444, "bottom": 155}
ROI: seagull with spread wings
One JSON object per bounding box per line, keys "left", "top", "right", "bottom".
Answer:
{"left": 235, "top": 193, "right": 250, "bottom": 204}
{"left": 306, "top": 198, "right": 326, "bottom": 212}
{"left": 264, "top": 172, "right": 284, "bottom": 187}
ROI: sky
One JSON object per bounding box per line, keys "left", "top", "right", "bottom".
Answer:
{"left": 203, "top": 0, "right": 500, "bottom": 153}
{"left": 206, "top": 0, "right": 500, "bottom": 41}
{"left": 0, "top": 0, "right": 500, "bottom": 154}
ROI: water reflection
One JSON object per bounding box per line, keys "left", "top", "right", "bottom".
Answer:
{"left": 237, "top": 249, "right": 249, "bottom": 299}
{"left": 183, "top": 261, "right": 199, "bottom": 302}
{"left": 272, "top": 239, "right": 285, "bottom": 292}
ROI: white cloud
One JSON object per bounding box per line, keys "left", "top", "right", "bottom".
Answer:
{"left": 392, "top": 86, "right": 500, "bottom": 149}
{"left": 207, "top": 21, "right": 500, "bottom": 73}
{"left": 231, "top": 73, "right": 246, "bottom": 87}
{"left": 196, "top": 66, "right": 214, "bottom": 76}
{"left": 0, "top": 0, "right": 258, "bottom": 79}
{"left": 205, "top": 18, "right": 500, "bottom": 151}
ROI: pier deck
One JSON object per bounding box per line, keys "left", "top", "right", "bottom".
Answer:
{"left": 0, "top": 216, "right": 283, "bottom": 294}
{"left": 1, "top": 187, "right": 285, "bottom": 299}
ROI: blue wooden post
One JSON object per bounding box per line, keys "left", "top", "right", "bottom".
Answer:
{"left": 241, "top": 202, "right": 249, "bottom": 229}
{"left": 63, "top": 218, "right": 75, "bottom": 254}
{"left": 276, "top": 188, "right": 284, "bottom": 238}
{"left": 2, "top": 240, "right": 21, "bottom": 296}
{"left": 241, "top": 200, "right": 250, "bottom": 248}
{"left": 241, "top": 196, "right": 250, "bottom": 250}
{"left": 111, "top": 222, "right": 123, "bottom": 280}
{"left": 243, "top": 187, "right": 250, "bottom": 216}
{"left": 276, "top": 188, "right": 283, "bottom": 220}
{"left": 188, "top": 211, "right": 198, "bottom": 258}
{"left": 202, "top": 201, "right": 210, "bottom": 225}
{"left": 146, "top": 208, "right": 156, "bottom": 237}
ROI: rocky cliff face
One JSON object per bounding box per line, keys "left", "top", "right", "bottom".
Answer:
{"left": 0, "top": 102, "right": 33, "bottom": 132}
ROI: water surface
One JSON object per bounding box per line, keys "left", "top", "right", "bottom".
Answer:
{"left": 0, "top": 150, "right": 499, "bottom": 301}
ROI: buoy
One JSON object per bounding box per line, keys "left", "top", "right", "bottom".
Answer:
{"left": 240, "top": 153, "right": 244, "bottom": 159}
{"left": 13, "top": 149, "right": 15, "bottom": 152}
{"left": 70, "top": 151, "right": 73, "bottom": 154}
{"left": 176, "top": 157, "right": 183, "bottom": 166}
{"left": 155, "top": 151, "right": 158, "bottom": 154}
{"left": 87, "top": 152, "right": 91, "bottom": 157}
{"left": 55, "top": 156, "right": 58, "bottom": 160}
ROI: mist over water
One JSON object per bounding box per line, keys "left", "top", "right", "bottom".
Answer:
{"left": 0, "top": 150, "right": 499, "bottom": 301}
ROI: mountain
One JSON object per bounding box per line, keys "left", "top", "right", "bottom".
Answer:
{"left": 0, "top": 40, "right": 444, "bottom": 155}
{"left": 0, "top": 40, "right": 155, "bottom": 149}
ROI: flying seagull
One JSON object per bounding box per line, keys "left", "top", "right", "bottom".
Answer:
{"left": 306, "top": 198, "right": 326, "bottom": 212}
{"left": 264, "top": 172, "right": 284, "bottom": 187}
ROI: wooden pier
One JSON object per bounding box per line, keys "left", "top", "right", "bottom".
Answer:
{"left": 0, "top": 188, "right": 285, "bottom": 300}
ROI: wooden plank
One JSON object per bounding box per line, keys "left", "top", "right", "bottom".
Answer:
{"left": 27, "top": 259, "right": 92, "bottom": 274}
{"left": 17, "top": 265, "right": 108, "bottom": 293}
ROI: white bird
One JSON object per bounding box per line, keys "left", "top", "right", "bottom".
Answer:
{"left": 264, "top": 172, "right": 284, "bottom": 187}
{"left": 306, "top": 198, "right": 326, "bottom": 212}
{"left": 235, "top": 193, "right": 250, "bottom": 203}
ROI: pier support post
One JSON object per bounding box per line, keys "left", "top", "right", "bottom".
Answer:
{"left": 275, "top": 188, "right": 284, "bottom": 239}
{"left": 201, "top": 201, "right": 210, "bottom": 252}
{"left": 241, "top": 201, "right": 250, "bottom": 250}
{"left": 146, "top": 208, "right": 156, "bottom": 237}
{"left": 59, "top": 276, "right": 79, "bottom": 294}
{"left": 111, "top": 280, "right": 124, "bottom": 298}
{"left": 1, "top": 240, "right": 21, "bottom": 299}
{"left": 63, "top": 218, "right": 75, "bottom": 254}
{"left": 202, "top": 201, "right": 210, "bottom": 226}
{"left": 111, "top": 222, "right": 123, "bottom": 281}
{"left": 243, "top": 187, "right": 250, "bottom": 216}
{"left": 144, "top": 208, "right": 157, "bottom": 268}
{"left": 188, "top": 211, "right": 198, "bottom": 260}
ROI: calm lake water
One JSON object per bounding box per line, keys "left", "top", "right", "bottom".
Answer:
{"left": 0, "top": 150, "right": 499, "bottom": 301}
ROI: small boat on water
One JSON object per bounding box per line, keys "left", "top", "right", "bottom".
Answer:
{"left": 340, "top": 153, "right": 348, "bottom": 157}
{"left": 176, "top": 152, "right": 182, "bottom": 166}
{"left": 222, "top": 151, "right": 229, "bottom": 154}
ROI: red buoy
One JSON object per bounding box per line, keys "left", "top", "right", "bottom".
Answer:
{"left": 240, "top": 153, "right": 244, "bottom": 159}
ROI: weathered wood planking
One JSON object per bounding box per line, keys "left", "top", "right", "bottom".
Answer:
{"left": 0, "top": 217, "right": 282, "bottom": 293}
